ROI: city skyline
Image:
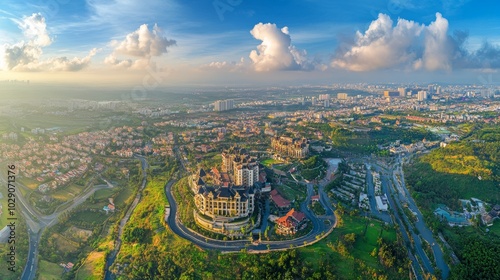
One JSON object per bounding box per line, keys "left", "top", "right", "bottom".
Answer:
{"left": 1, "top": 0, "right": 500, "bottom": 86}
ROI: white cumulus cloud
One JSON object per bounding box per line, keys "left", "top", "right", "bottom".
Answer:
{"left": 420, "top": 13, "right": 452, "bottom": 71}
{"left": 1, "top": 13, "right": 97, "bottom": 72}
{"left": 332, "top": 13, "right": 424, "bottom": 71}
{"left": 105, "top": 24, "right": 176, "bottom": 69}
{"left": 332, "top": 13, "right": 480, "bottom": 72}
{"left": 249, "top": 23, "right": 313, "bottom": 72}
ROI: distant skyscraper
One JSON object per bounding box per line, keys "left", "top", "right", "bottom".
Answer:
{"left": 417, "top": 91, "right": 428, "bottom": 101}
{"left": 428, "top": 85, "right": 434, "bottom": 94}
{"left": 213, "top": 99, "right": 234, "bottom": 111}
{"left": 319, "top": 94, "right": 330, "bottom": 101}
{"left": 324, "top": 99, "right": 329, "bottom": 108}
{"left": 337, "top": 93, "right": 348, "bottom": 100}
{"left": 311, "top": 97, "right": 316, "bottom": 105}
{"left": 398, "top": 87, "right": 407, "bottom": 97}
{"left": 383, "top": 90, "right": 399, "bottom": 97}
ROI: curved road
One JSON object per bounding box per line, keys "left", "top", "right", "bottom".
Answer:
{"left": 163, "top": 144, "right": 337, "bottom": 251}
{"left": 164, "top": 179, "right": 335, "bottom": 252}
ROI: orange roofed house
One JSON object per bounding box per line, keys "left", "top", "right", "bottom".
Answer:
{"left": 276, "top": 208, "right": 307, "bottom": 235}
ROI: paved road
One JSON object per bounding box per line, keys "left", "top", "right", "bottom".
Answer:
{"left": 259, "top": 198, "right": 271, "bottom": 234}
{"left": 392, "top": 158, "right": 449, "bottom": 279}
{"left": 377, "top": 171, "right": 424, "bottom": 280}
{"left": 372, "top": 158, "right": 450, "bottom": 280}
{"left": 365, "top": 164, "right": 392, "bottom": 224}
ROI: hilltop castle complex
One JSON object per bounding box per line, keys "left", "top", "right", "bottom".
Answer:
{"left": 190, "top": 146, "right": 265, "bottom": 234}
{"left": 222, "top": 146, "right": 259, "bottom": 187}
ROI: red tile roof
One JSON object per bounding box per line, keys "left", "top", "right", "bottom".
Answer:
{"left": 270, "top": 189, "right": 290, "bottom": 208}
{"left": 291, "top": 209, "right": 306, "bottom": 222}
{"left": 276, "top": 208, "right": 306, "bottom": 228}
{"left": 271, "top": 195, "right": 290, "bottom": 208}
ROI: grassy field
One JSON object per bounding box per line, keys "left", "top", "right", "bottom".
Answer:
{"left": 76, "top": 251, "right": 106, "bottom": 280}
{"left": 273, "top": 163, "right": 294, "bottom": 172}
{"left": 53, "top": 233, "right": 80, "bottom": 254}
{"left": 94, "top": 188, "right": 116, "bottom": 201}
{"left": 113, "top": 185, "right": 135, "bottom": 208}
{"left": 38, "top": 260, "right": 64, "bottom": 280}
{"left": 18, "top": 177, "right": 41, "bottom": 190}
{"left": 489, "top": 220, "right": 500, "bottom": 235}
{"left": 299, "top": 215, "right": 397, "bottom": 278}
{"left": 51, "top": 183, "right": 86, "bottom": 202}
{"left": 275, "top": 182, "right": 306, "bottom": 201}
{"left": 63, "top": 226, "right": 93, "bottom": 243}
{"left": 72, "top": 210, "right": 109, "bottom": 224}
{"left": 261, "top": 158, "right": 283, "bottom": 167}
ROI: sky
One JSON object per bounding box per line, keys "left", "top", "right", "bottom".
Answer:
{"left": 1, "top": 0, "right": 500, "bottom": 86}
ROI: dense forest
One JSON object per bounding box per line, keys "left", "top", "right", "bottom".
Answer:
{"left": 406, "top": 125, "right": 500, "bottom": 210}
{"left": 329, "top": 125, "right": 437, "bottom": 155}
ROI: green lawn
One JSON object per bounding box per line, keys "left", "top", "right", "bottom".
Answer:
{"left": 18, "top": 177, "right": 42, "bottom": 190}
{"left": 261, "top": 158, "right": 283, "bottom": 167}
{"left": 94, "top": 188, "right": 117, "bottom": 201}
{"left": 51, "top": 183, "right": 86, "bottom": 202}
{"left": 275, "top": 183, "right": 306, "bottom": 201}
{"left": 72, "top": 210, "right": 109, "bottom": 224}
{"left": 38, "top": 260, "right": 64, "bottom": 280}
{"left": 114, "top": 185, "right": 135, "bottom": 208}
{"left": 76, "top": 251, "right": 106, "bottom": 280}
{"left": 300, "top": 215, "right": 397, "bottom": 279}
{"left": 489, "top": 220, "right": 500, "bottom": 236}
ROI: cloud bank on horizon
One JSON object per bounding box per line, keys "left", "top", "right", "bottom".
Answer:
{"left": 1, "top": 6, "right": 500, "bottom": 78}
{"left": 332, "top": 12, "right": 500, "bottom": 72}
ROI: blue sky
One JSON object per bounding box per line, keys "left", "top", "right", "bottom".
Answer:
{"left": 1, "top": 0, "right": 500, "bottom": 85}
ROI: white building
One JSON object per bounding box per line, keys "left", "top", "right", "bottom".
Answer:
{"left": 417, "top": 91, "right": 428, "bottom": 101}
{"left": 234, "top": 162, "right": 259, "bottom": 187}
{"left": 375, "top": 194, "right": 389, "bottom": 211}
{"left": 213, "top": 99, "right": 234, "bottom": 111}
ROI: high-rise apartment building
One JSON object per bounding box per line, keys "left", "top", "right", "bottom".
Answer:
{"left": 337, "top": 93, "right": 348, "bottom": 100}
{"left": 417, "top": 91, "right": 428, "bottom": 101}
{"left": 319, "top": 94, "right": 330, "bottom": 100}
{"left": 213, "top": 99, "right": 234, "bottom": 111}
{"left": 222, "top": 146, "right": 259, "bottom": 187}
{"left": 398, "top": 87, "right": 407, "bottom": 97}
